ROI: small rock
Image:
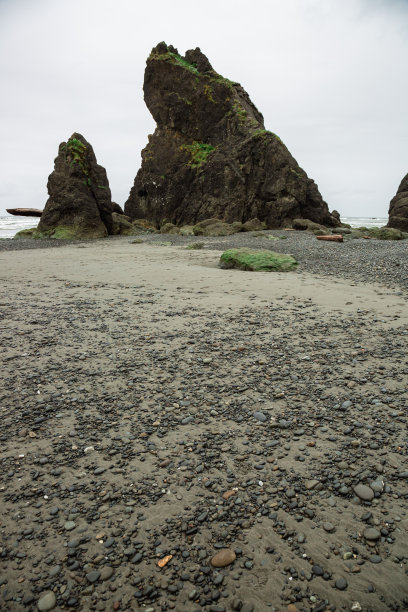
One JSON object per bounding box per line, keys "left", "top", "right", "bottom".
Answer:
{"left": 353, "top": 484, "right": 374, "bottom": 501}
{"left": 64, "top": 521, "right": 76, "bottom": 531}
{"left": 335, "top": 577, "right": 348, "bottom": 590}
{"left": 211, "top": 549, "right": 236, "bottom": 567}
{"left": 253, "top": 411, "right": 267, "bottom": 422}
{"left": 364, "top": 527, "right": 381, "bottom": 541}
{"left": 37, "top": 591, "right": 56, "bottom": 611}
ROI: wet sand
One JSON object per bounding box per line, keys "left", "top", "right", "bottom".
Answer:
{"left": 0, "top": 240, "right": 407, "bottom": 611}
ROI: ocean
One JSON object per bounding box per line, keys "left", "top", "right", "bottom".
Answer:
{"left": 0, "top": 214, "right": 389, "bottom": 239}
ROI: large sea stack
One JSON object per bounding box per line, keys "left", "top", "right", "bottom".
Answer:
{"left": 387, "top": 173, "right": 408, "bottom": 231}
{"left": 37, "top": 133, "right": 114, "bottom": 239}
{"left": 125, "top": 42, "right": 338, "bottom": 228}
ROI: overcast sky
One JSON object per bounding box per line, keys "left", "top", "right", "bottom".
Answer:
{"left": 0, "top": 0, "right": 407, "bottom": 217}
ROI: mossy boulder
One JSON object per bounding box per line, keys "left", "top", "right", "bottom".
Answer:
{"left": 112, "top": 212, "right": 137, "bottom": 235}
{"left": 367, "top": 227, "right": 406, "bottom": 240}
{"left": 242, "top": 218, "right": 266, "bottom": 232}
{"left": 292, "top": 218, "right": 326, "bottom": 232}
{"left": 219, "top": 248, "right": 298, "bottom": 271}
{"left": 131, "top": 218, "right": 158, "bottom": 233}
{"left": 15, "top": 225, "right": 105, "bottom": 240}
{"left": 179, "top": 225, "right": 195, "bottom": 236}
{"left": 14, "top": 228, "right": 38, "bottom": 239}
{"left": 160, "top": 222, "right": 181, "bottom": 234}
{"left": 193, "top": 219, "right": 239, "bottom": 236}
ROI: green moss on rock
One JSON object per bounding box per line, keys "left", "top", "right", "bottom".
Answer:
{"left": 15, "top": 225, "right": 107, "bottom": 240}
{"left": 13, "top": 228, "right": 38, "bottom": 239}
{"left": 367, "top": 227, "right": 406, "bottom": 240}
{"left": 219, "top": 248, "right": 298, "bottom": 271}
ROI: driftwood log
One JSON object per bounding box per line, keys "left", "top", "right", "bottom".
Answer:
{"left": 7, "top": 208, "right": 43, "bottom": 217}
{"left": 316, "top": 234, "right": 344, "bottom": 243}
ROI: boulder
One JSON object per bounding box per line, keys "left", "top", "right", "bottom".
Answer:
{"left": 387, "top": 173, "right": 408, "bottom": 231}
{"left": 160, "top": 222, "right": 181, "bottom": 234}
{"left": 292, "top": 218, "right": 326, "bottom": 231}
{"left": 124, "top": 42, "right": 338, "bottom": 229}
{"left": 219, "top": 248, "right": 298, "bottom": 271}
{"left": 112, "top": 202, "right": 124, "bottom": 214}
{"left": 193, "top": 219, "right": 239, "bottom": 236}
{"left": 37, "top": 133, "right": 113, "bottom": 239}
{"left": 367, "top": 227, "right": 406, "bottom": 240}
{"left": 131, "top": 218, "right": 158, "bottom": 233}
{"left": 242, "top": 218, "right": 266, "bottom": 232}
{"left": 112, "top": 212, "right": 134, "bottom": 235}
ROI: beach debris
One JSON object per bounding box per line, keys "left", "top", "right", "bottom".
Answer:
{"left": 157, "top": 554, "right": 172, "bottom": 568}
{"left": 6, "top": 208, "right": 43, "bottom": 217}
{"left": 316, "top": 234, "right": 344, "bottom": 242}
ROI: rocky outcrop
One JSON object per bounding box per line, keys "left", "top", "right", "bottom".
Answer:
{"left": 37, "top": 133, "right": 114, "bottom": 239}
{"left": 125, "top": 42, "right": 338, "bottom": 229}
{"left": 387, "top": 173, "right": 408, "bottom": 231}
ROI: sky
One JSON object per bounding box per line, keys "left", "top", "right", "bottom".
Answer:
{"left": 0, "top": 0, "right": 407, "bottom": 218}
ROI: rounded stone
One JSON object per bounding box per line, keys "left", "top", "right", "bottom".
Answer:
{"left": 210, "top": 548, "right": 237, "bottom": 567}
{"left": 100, "top": 566, "right": 114, "bottom": 580}
{"left": 64, "top": 521, "right": 76, "bottom": 531}
{"left": 37, "top": 591, "right": 57, "bottom": 611}
{"left": 335, "top": 577, "right": 348, "bottom": 590}
{"left": 364, "top": 527, "right": 381, "bottom": 541}
{"left": 253, "top": 411, "right": 267, "bottom": 422}
{"left": 86, "top": 569, "right": 101, "bottom": 583}
{"left": 323, "top": 522, "right": 335, "bottom": 533}
{"left": 353, "top": 484, "right": 374, "bottom": 501}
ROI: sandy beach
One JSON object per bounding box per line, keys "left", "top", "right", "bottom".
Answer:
{"left": 0, "top": 236, "right": 407, "bottom": 612}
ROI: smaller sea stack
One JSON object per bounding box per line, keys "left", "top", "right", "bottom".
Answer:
{"left": 38, "top": 133, "right": 114, "bottom": 239}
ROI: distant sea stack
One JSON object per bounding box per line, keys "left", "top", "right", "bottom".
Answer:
{"left": 387, "top": 173, "right": 408, "bottom": 231}
{"left": 37, "top": 133, "right": 114, "bottom": 239}
{"left": 124, "top": 42, "right": 338, "bottom": 228}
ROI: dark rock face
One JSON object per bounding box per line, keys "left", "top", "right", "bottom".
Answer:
{"left": 387, "top": 173, "right": 408, "bottom": 231}
{"left": 38, "top": 133, "right": 113, "bottom": 239}
{"left": 125, "top": 42, "right": 337, "bottom": 229}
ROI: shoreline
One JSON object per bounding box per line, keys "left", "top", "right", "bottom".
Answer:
{"left": 0, "top": 241, "right": 407, "bottom": 611}
{"left": 1, "top": 229, "right": 407, "bottom": 294}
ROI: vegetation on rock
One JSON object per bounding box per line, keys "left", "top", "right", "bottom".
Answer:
{"left": 219, "top": 248, "right": 298, "bottom": 271}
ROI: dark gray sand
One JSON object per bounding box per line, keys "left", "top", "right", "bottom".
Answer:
{"left": 0, "top": 236, "right": 407, "bottom": 611}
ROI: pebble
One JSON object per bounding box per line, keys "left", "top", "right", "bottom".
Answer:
{"left": 364, "top": 527, "right": 381, "bottom": 541}
{"left": 37, "top": 591, "right": 56, "bottom": 611}
{"left": 211, "top": 549, "right": 237, "bottom": 567}
{"left": 335, "top": 577, "right": 348, "bottom": 590}
{"left": 64, "top": 521, "right": 76, "bottom": 531}
{"left": 86, "top": 570, "right": 101, "bottom": 583}
{"left": 253, "top": 411, "right": 267, "bottom": 422}
{"left": 353, "top": 484, "right": 374, "bottom": 501}
{"left": 100, "top": 566, "right": 114, "bottom": 580}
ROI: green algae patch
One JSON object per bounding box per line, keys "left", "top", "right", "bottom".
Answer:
{"left": 219, "top": 248, "right": 298, "bottom": 272}
{"left": 367, "top": 227, "right": 406, "bottom": 240}
{"left": 13, "top": 228, "right": 38, "bottom": 239}
{"left": 15, "top": 225, "right": 107, "bottom": 240}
